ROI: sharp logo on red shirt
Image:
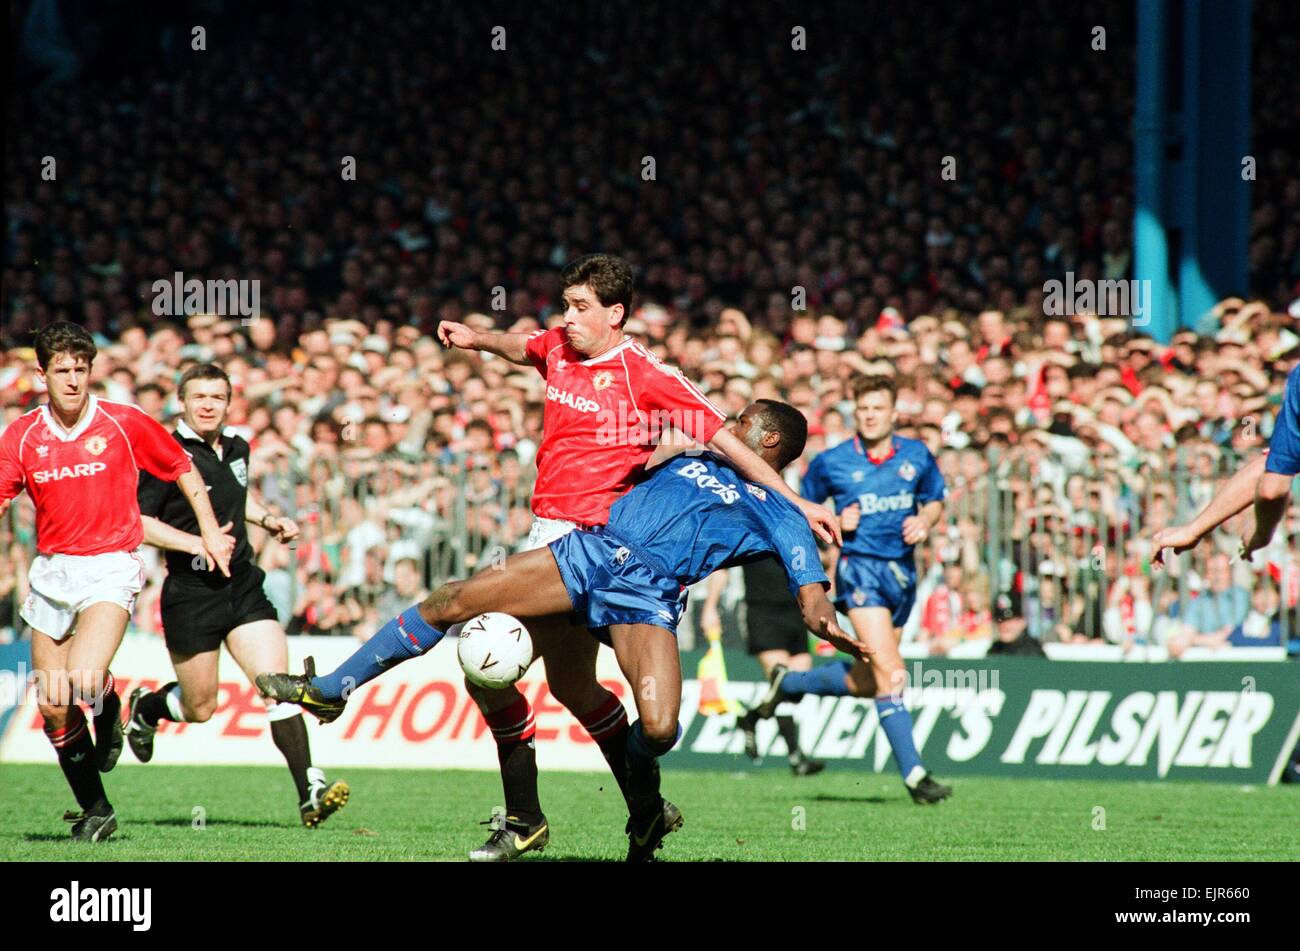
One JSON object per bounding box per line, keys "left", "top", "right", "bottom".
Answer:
{"left": 546, "top": 385, "right": 600, "bottom": 414}
{"left": 32, "top": 462, "right": 108, "bottom": 484}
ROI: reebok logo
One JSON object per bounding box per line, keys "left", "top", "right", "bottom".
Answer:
{"left": 50, "top": 881, "right": 152, "bottom": 931}
{"left": 32, "top": 462, "right": 108, "bottom": 484}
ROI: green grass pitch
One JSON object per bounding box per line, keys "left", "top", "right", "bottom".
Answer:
{"left": 1, "top": 763, "right": 1295, "bottom": 861}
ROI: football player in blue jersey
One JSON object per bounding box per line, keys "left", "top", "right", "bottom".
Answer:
{"left": 743, "top": 374, "right": 952, "bottom": 804}
{"left": 259, "top": 400, "right": 864, "bottom": 860}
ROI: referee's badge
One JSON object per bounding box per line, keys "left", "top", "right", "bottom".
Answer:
{"left": 898, "top": 460, "right": 917, "bottom": 482}
{"left": 230, "top": 457, "right": 248, "bottom": 487}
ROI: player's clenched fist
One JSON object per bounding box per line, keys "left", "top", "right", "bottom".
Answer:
{"left": 437, "top": 320, "right": 479, "bottom": 350}
{"left": 263, "top": 515, "right": 300, "bottom": 543}
{"left": 839, "top": 502, "right": 861, "bottom": 534}
{"left": 901, "top": 514, "right": 930, "bottom": 545}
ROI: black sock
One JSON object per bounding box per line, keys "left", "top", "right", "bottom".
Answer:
{"left": 91, "top": 675, "right": 121, "bottom": 741}
{"left": 626, "top": 722, "right": 675, "bottom": 821}
{"left": 597, "top": 724, "right": 631, "bottom": 800}
{"left": 575, "top": 692, "right": 631, "bottom": 802}
{"left": 269, "top": 712, "right": 313, "bottom": 802}
{"left": 46, "top": 708, "right": 110, "bottom": 813}
{"left": 137, "top": 682, "right": 180, "bottom": 727}
{"left": 497, "top": 739, "right": 543, "bottom": 826}
{"left": 776, "top": 714, "right": 804, "bottom": 762}
{"left": 485, "top": 695, "right": 543, "bottom": 826}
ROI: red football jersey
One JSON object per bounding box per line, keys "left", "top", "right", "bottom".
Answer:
{"left": 525, "top": 329, "right": 726, "bottom": 524}
{"left": 0, "top": 396, "right": 193, "bottom": 556}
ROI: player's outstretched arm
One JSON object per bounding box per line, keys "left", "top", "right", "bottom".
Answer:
{"left": 1152, "top": 453, "right": 1267, "bottom": 566}
{"left": 436, "top": 321, "right": 531, "bottom": 364}
{"left": 796, "top": 583, "right": 867, "bottom": 659}
{"left": 175, "top": 467, "right": 235, "bottom": 577}
{"left": 707, "top": 427, "right": 841, "bottom": 545}
{"left": 140, "top": 516, "right": 236, "bottom": 571}
{"left": 1241, "top": 471, "right": 1294, "bottom": 558}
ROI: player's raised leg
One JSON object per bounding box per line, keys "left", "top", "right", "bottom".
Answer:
{"left": 738, "top": 646, "right": 823, "bottom": 774}
{"left": 257, "top": 547, "right": 575, "bottom": 718}
{"left": 608, "top": 622, "right": 685, "bottom": 862}
{"left": 228, "top": 620, "right": 349, "bottom": 827}
{"left": 125, "top": 646, "right": 217, "bottom": 766}
{"left": 760, "top": 604, "right": 950, "bottom": 802}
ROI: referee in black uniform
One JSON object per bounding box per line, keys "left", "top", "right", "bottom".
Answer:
{"left": 125, "top": 363, "right": 348, "bottom": 827}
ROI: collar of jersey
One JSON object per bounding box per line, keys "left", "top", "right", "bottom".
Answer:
{"left": 576, "top": 336, "right": 635, "bottom": 366}
{"left": 854, "top": 434, "right": 896, "bottom": 464}
{"left": 41, "top": 395, "right": 98, "bottom": 442}
{"left": 176, "top": 418, "right": 232, "bottom": 448}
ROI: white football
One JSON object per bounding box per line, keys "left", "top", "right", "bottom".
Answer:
{"left": 457, "top": 612, "right": 534, "bottom": 689}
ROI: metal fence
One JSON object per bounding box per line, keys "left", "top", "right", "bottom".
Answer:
{"left": 1, "top": 445, "right": 1296, "bottom": 650}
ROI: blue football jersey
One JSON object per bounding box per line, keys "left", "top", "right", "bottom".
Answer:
{"left": 800, "top": 434, "right": 945, "bottom": 560}
{"left": 603, "top": 453, "right": 829, "bottom": 598}
{"left": 1265, "top": 365, "right": 1300, "bottom": 476}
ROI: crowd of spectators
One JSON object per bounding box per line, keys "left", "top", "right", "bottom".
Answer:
{"left": 3, "top": 1, "right": 1298, "bottom": 656}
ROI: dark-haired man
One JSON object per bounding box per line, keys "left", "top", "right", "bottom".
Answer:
{"left": 0, "top": 323, "right": 233, "bottom": 842}
{"left": 127, "top": 363, "right": 349, "bottom": 827}
{"left": 745, "top": 375, "right": 954, "bottom": 804}
{"left": 260, "top": 400, "right": 864, "bottom": 860}
{"left": 431, "top": 254, "right": 839, "bottom": 860}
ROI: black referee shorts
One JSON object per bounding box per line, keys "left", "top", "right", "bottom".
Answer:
{"left": 745, "top": 602, "right": 810, "bottom": 657}
{"left": 161, "top": 565, "right": 279, "bottom": 655}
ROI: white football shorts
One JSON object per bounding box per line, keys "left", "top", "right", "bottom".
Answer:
{"left": 21, "top": 549, "right": 146, "bottom": 641}
{"left": 522, "top": 516, "right": 580, "bottom": 552}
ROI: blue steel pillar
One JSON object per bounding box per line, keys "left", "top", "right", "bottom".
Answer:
{"left": 1134, "top": 0, "right": 1174, "bottom": 341}
{"left": 1133, "top": 0, "right": 1251, "bottom": 341}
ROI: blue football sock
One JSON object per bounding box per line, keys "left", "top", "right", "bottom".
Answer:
{"left": 313, "top": 606, "right": 444, "bottom": 700}
{"left": 625, "top": 720, "right": 681, "bottom": 818}
{"left": 779, "top": 661, "right": 852, "bottom": 701}
{"left": 875, "top": 696, "right": 925, "bottom": 785}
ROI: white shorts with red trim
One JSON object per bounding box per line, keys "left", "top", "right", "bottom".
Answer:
{"left": 21, "top": 549, "right": 146, "bottom": 641}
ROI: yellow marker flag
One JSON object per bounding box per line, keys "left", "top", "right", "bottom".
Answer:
{"left": 696, "top": 625, "right": 742, "bottom": 716}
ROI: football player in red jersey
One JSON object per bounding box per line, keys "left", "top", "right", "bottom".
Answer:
{"left": 432, "top": 254, "right": 840, "bottom": 860}
{"left": 0, "top": 322, "right": 233, "bottom": 842}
